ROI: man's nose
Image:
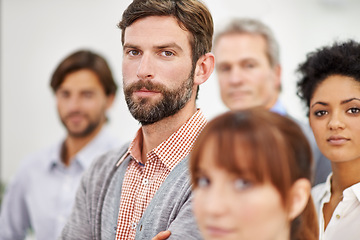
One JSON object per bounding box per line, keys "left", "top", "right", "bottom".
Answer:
{"left": 136, "top": 53, "right": 155, "bottom": 80}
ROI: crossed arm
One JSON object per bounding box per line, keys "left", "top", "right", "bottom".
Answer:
{"left": 152, "top": 230, "right": 171, "bottom": 240}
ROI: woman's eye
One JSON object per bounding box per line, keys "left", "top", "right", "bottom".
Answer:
{"left": 314, "top": 110, "right": 327, "bottom": 117}
{"left": 234, "top": 178, "right": 252, "bottom": 191}
{"left": 347, "top": 107, "right": 360, "bottom": 114}
{"left": 196, "top": 176, "right": 210, "bottom": 188}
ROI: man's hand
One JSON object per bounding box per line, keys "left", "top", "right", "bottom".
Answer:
{"left": 152, "top": 230, "right": 171, "bottom": 240}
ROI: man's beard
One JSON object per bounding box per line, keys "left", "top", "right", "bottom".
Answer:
{"left": 60, "top": 112, "right": 102, "bottom": 138}
{"left": 124, "top": 72, "right": 194, "bottom": 125}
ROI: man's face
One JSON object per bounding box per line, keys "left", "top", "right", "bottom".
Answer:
{"left": 56, "top": 69, "right": 113, "bottom": 137}
{"left": 214, "top": 33, "right": 281, "bottom": 111}
{"left": 122, "top": 16, "right": 195, "bottom": 125}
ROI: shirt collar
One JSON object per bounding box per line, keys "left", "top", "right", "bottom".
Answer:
{"left": 48, "top": 127, "right": 118, "bottom": 170}
{"left": 343, "top": 181, "right": 360, "bottom": 202}
{"left": 49, "top": 142, "right": 63, "bottom": 169}
{"left": 314, "top": 173, "right": 333, "bottom": 203}
{"left": 313, "top": 173, "right": 360, "bottom": 203}
{"left": 128, "top": 109, "right": 207, "bottom": 170}
{"left": 270, "top": 99, "right": 287, "bottom": 116}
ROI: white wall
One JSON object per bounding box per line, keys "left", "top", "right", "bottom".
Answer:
{"left": 1, "top": 0, "right": 360, "bottom": 183}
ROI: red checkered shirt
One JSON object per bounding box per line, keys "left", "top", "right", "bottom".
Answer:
{"left": 115, "top": 109, "right": 207, "bottom": 240}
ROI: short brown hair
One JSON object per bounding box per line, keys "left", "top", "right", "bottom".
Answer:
{"left": 118, "top": 0, "right": 213, "bottom": 67}
{"left": 50, "top": 50, "right": 118, "bottom": 96}
{"left": 191, "top": 109, "right": 318, "bottom": 240}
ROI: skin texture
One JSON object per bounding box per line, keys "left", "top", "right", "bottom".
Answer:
{"left": 214, "top": 33, "right": 280, "bottom": 111}
{"left": 123, "top": 17, "right": 195, "bottom": 125}
{"left": 309, "top": 74, "right": 360, "bottom": 229}
{"left": 56, "top": 69, "right": 114, "bottom": 164}
{"left": 192, "top": 138, "right": 290, "bottom": 240}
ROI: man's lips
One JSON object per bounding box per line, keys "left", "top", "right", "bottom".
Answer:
{"left": 327, "top": 136, "right": 350, "bottom": 145}
{"left": 133, "top": 88, "right": 161, "bottom": 97}
{"left": 229, "top": 90, "right": 251, "bottom": 98}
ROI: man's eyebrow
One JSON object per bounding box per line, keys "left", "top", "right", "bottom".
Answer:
{"left": 123, "top": 42, "right": 184, "bottom": 52}
{"left": 154, "top": 42, "right": 183, "bottom": 52}
{"left": 123, "top": 44, "right": 139, "bottom": 50}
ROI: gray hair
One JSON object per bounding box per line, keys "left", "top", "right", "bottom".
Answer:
{"left": 214, "top": 18, "right": 280, "bottom": 67}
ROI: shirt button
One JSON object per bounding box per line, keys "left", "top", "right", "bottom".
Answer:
{"left": 336, "top": 214, "right": 340, "bottom": 219}
{"left": 142, "top": 178, "right": 149, "bottom": 185}
{"left": 132, "top": 222, "right": 137, "bottom": 229}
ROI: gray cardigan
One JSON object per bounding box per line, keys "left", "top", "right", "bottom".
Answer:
{"left": 59, "top": 144, "right": 202, "bottom": 240}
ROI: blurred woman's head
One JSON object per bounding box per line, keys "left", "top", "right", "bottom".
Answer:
{"left": 190, "top": 109, "right": 318, "bottom": 240}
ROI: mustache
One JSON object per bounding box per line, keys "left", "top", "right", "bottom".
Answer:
{"left": 64, "top": 111, "right": 86, "bottom": 119}
{"left": 124, "top": 80, "right": 167, "bottom": 94}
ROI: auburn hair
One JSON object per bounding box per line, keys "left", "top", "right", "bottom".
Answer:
{"left": 191, "top": 108, "right": 318, "bottom": 240}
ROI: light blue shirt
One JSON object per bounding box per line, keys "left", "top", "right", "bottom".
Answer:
{"left": 0, "top": 127, "right": 121, "bottom": 240}
{"left": 270, "top": 99, "right": 287, "bottom": 116}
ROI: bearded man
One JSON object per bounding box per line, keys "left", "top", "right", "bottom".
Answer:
{"left": 59, "top": 0, "right": 215, "bottom": 239}
{"left": 0, "top": 50, "right": 121, "bottom": 240}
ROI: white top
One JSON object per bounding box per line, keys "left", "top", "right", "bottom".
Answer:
{"left": 312, "top": 174, "right": 360, "bottom": 240}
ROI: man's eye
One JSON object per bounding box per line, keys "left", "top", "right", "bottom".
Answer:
{"left": 161, "top": 51, "right": 174, "bottom": 57}
{"left": 82, "top": 92, "right": 94, "bottom": 98}
{"left": 244, "top": 63, "right": 255, "bottom": 68}
{"left": 217, "top": 66, "right": 231, "bottom": 73}
{"left": 128, "top": 50, "right": 140, "bottom": 56}
{"left": 58, "top": 91, "right": 70, "bottom": 98}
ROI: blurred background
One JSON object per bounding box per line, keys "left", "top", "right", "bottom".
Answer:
{"left": 1, "top": 0, "right": 360, "bottom": 187}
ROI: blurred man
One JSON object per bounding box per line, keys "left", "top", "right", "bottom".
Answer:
{"left": 213, "top": 18, "right": 331, "bottom": 185}
{"left": 60, "top": 0, "right": 214, "bottom": 239}
{"left": 0, "top": 50, "right": 121, "bottom": 240}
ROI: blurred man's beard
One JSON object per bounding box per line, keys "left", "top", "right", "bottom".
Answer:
{"left": 60, "top": 112, "right": 102, "bottom": 138}
{"left": 124, "top": 73, "right": 194, "bottom": 125}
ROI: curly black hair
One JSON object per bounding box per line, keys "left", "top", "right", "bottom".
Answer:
{"left": 296, "top": 40, "right": 360, "bottom": 116}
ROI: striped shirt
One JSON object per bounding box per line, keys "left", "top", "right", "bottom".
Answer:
{"left": 115, "top": 109, "right": 207, "bottom": 239}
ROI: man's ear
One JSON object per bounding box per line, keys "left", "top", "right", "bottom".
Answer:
{"left": 273, "top": 64, "right": 282, "bottom": 90}
{"left": 288, "top": 178, "right": 311, "bottom": 220}
{"left": 193, "top": 52, "right": 215, "bottom": 86}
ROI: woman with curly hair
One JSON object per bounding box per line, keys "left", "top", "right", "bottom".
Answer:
{"left": 297, "top": 40, "right": 360, "bottom": 240}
